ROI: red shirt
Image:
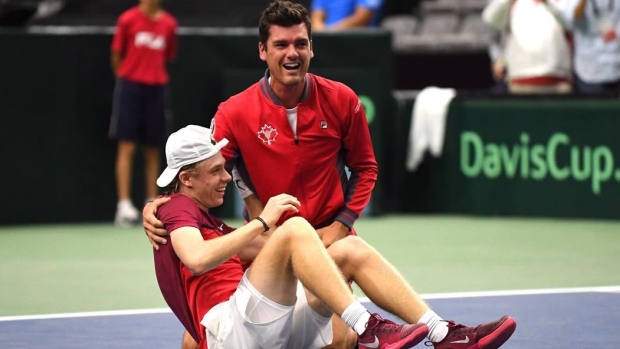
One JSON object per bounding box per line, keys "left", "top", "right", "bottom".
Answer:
{"left": 213, "top": 72, "right": 378, "bottom": 229}
{"left": 156, "top": 194, "right": 243, "bottom": 349}
{"left": 111, "top": 6, "right": 177, "bottom": 85}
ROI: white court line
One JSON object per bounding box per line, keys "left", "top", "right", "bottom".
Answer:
{"left": 0, "top": 308, "right": 172, "bottom": 322}
{"left": 1, "top": 285, "right": 619, "bottom": 322}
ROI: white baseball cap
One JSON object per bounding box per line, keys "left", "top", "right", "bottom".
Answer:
{"left": 156, "top": 125, "right": 229, "bottom": 187}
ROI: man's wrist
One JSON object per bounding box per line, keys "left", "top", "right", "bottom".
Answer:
{"left": 333, "top": 220, "right": 351, "bottom": 238}
{"left": 255, "top": 216, "right": 270, "bottom": 233}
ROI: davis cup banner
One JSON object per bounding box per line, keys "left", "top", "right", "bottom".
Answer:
{"left": 423, "top": 98, "right": 620, "bottom": 219}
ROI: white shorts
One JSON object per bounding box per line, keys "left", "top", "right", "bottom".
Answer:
{"left": 201, "top": 273, "right": 333, "bottom": 349}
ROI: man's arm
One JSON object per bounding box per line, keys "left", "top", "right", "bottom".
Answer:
{"left": 166, "top": 19, "right": 178, "bottom": 62}
{"left": 143, "top": 197, "right": 171, "bottom": 250}
{"left": 544, "top": 0, "right": 582, "bottom": 29}
{"left": 329, "top": 7, "right": 375, "bottom": 29}
{"left": 239, "top": 185, "right": 346, "bottom": 248}
{"left": 111, "top": 51, "right": 122, "bottom": 77}
{"left": 316, "top": 221, "right": 350, "bottom": 247}
{"left": 235, "top": 196, "right": 270, "bottom": 263}
{"left": 488, "top": 32, "right": 506, "bottom": 82}
{"left": 540, "top": 0, "right": 572, "bottom": 29}
{"left": 573, "top": 0, "right": 587, "bottom": 20}
{"left": 243, "top": 194, "right": 264, "bottom": 221}
{"left": 481, "top": 0, "right": 513, "bottom": 31}
{"left": 172, "top": 194, "right": 300, "bottom": 275}
{"left": 170, "top": 222, "right": 263, "bottom": 275}
{"left": 336, "top": 95, "right": 379, "bottom": 228}
{"left": 311, "top": 9, "right": 327, "bottom": 31}
{"left": 317, "top": 93, "right": 378, "bottom": 247}
{"left": 110, "top": 15, "right": 125, "bottom": 76}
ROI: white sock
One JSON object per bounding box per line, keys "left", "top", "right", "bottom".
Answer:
{"left": 418, "top": 310, "right": 448, "bottom": 342}
{"left": 341, "top": 302, "right": 372, "bottom": 335}
{"left": 117, "top": 199, "right": 134, "bottom": 210}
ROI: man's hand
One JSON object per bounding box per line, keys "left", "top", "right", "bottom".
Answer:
{"left": 317, "top": 221, "right": 349, "bottom": 248}
{"left": 143, "top": 196, "right": 171, "bottom": 250}
{"left": 492, "top": 59, "right": 506, "bottom": 81}
{"left": 259, "top": 194, "right": 300, "bottom": 229}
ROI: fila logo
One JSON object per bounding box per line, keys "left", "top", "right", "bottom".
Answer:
{"left": 135, "top": 31, "right": 165, "bottom": 50}
{"left": 320, "top": 120, "right": 327, "bottom": 129}
{"left": 257, "top": 124, "right": 278, "bottom": 145}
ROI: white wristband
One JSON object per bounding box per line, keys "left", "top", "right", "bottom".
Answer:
{"left": 232, "top": 168, "right": 254, "bottom": 199}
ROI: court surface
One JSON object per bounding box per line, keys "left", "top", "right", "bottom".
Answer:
{"left": 1, "top": 215, "right": 619, "bottom": 348}
{"left": 2, "top": 286, "right": 618, "bottom": 348}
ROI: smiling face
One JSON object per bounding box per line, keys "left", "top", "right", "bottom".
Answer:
{"left": 259, "top": 23, "right": 314, "bottom": 90}
{"left": 178, "top": 152, "right": 231, "bottom": 212}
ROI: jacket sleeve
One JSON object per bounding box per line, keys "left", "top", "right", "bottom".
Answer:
{"left": 335, "top": 90, "right": 378, "bottom": 229}
{"left": 212, "top": 106, "right": 258, "bottom": 195}
{"left": 482, "top": 0, "right": 513, "bottom": 31}
{"left": 547, "top": 0, "right": 579, "bottom": 29}
{"left": 212, "top": 107, "right": 238, "bottom": 171}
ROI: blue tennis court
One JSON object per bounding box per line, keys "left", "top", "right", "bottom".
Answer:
{"left": 2, "top": 286, "right": 618, "bottom": 348}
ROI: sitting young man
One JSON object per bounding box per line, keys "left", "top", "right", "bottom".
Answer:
{"left": 152, "top": 125, "right": 517, "bottom": 349}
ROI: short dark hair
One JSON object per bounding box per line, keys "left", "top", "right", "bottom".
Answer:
{"left": 258, "top": 0, "right": 312, "bottom": 46}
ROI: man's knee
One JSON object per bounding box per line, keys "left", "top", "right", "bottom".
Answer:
{"left": 274, "top": 216, "right": 316, "bottom": 241}
{"left": 329, "top": 236, "right": 369, "bottom": 262}
{"left": 280, "top": 216, "right": 313, "bottom": 232}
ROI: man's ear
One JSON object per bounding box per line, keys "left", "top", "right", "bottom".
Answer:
{"left": 179, "top": 171, "right": 192, "bottom": 188}
{"left": 309, "top": 40, "right": 314, "bottom": 59}
{"left": 259, "top": 42, "right": 267, "bottom": 61}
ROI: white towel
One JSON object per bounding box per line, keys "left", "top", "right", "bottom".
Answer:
{"left": 406, "top": 86, "right": 457, "bottom": 172}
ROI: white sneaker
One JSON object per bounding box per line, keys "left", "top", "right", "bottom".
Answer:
{"left": 114, "top": 201, "right": 139, "bottom": 228}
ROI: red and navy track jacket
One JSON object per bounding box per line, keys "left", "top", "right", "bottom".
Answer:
{"left": 213, "top": 71, "right": 378, "bottom": 229}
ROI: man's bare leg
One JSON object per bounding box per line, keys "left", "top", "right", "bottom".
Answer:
{"left": 142, "top": 145, "right": 160, "bottom": 200}
{"left": 247, "top": 217, "right": 356, "bottom": 314}
{"left": 181, "top": 330, "right": 197, "bottom": 349}
{"left": 242, "top": 216, "right": 428, "bottom": 349}
{"left": 327, "top": 235, "right": 430, "bottom": 323}
{"left": 115, "top": 140, "right": 136, "bottom": 201}
{"left": 321, "top": 316, "right": 358, "bottom": 349}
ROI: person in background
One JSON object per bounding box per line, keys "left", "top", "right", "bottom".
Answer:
{"left": 311, "top": 0, "right": 385, "bottom": 30}
{"left": 550, "top": 0, "right": 620, "bottom": 94}
{"left": 483, "top": 0, "right": 573, "bottom": 94}
{"left": 109, "top": 0, "right": 177, "bottom": 227}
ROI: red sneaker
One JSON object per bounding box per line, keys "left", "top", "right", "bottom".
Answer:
{"left": 358, "top": 313, "right": 429, "bottom": 349}
{"left": 428, "top": 316, "right": 517, "bottom": 349}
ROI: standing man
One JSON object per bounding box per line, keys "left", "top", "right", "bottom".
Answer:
{"left": 143, "top": 1, "right": 515, "bottom": 348}
{"left": 551, "top": 0, "right": 620, "bottom": 93}
{"left": 311, "top": 0, "right": 385, "bottom": 31}
{"left": 110, "top": 0, "right": 177, "bottom": 227}
{"left": 482, "top": 0, "right": 573, "bottom": 94}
